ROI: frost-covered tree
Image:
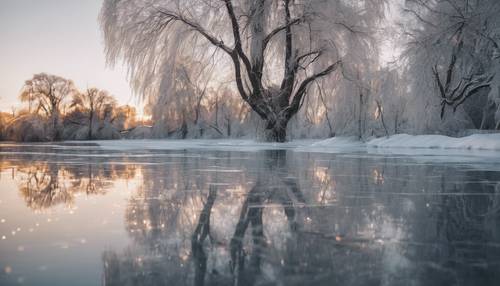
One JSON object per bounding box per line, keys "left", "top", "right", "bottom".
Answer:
{"left": 403, "top": 0, "right": 500, "bottom": 132}
{"left": 114, "top": 105, "right": 138, "bottom": 130}
{"left": 374, "top": 68, "right": 407, "bottom": 135}
{"left": 0, "top": 112, "right": 13, "bottom": 140}
{"left": 100, "top": 0, "right": 386, "bottom": 141}
{"left": 19, "top": 73, "right": 76, "bottom": 140}
{"left": 70, "top": 88, "right": 117, "bottom": 139}
{"left": 2, "top": 75, "right": 142, "bottom": 142}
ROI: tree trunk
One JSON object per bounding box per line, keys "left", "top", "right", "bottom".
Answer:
{"left": 180, "top": 118, "right": 188, "bottom": 139}
{"left": 88, "top": 112, "right": 93, "bottom": 140}
{"left": 52, "top": 112, "right": 60, "bottom": 141}
{"left": 358, "top": 92, "right": 363, "bottom": 140}
{"left": 265, "top": 118, "right": 288, "bottom": 142}
{"left": 394, "top": 113, "right": 399, "bottom": 134}
{"left": 479, "top": 99, "right": 497, "bottom": 130}
{"left": 226, "top": 116, "right": 231, "bottom": 137}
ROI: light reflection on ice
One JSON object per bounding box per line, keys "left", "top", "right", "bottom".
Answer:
{"left": 0, "top": 143, "right": 499, "bottom": 285}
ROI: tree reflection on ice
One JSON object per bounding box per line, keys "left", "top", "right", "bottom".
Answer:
{"left": 99, "top": 149, "right": 500, "bottom": 286}
{"left": 1, "top": 144, "right": 500, "bottom": 286}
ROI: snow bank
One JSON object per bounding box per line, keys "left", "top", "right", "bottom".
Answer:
{"left": 93, "top": 133, "right": 500, "bottom": 154}
{"left": 367, "top": 134, "right": 500, "bottom": 151}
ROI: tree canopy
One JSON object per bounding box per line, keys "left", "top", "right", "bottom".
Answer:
{"left": 100, "top": 0, "right": 386, "bottom": 141}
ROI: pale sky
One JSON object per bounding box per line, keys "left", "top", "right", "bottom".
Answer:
{"left": 0, "top": 0, "right": 137, "bottom": 112}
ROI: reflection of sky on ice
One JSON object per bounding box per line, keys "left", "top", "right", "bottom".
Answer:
{"left": 0, "top": 142, "right": 500, "bottom": 285}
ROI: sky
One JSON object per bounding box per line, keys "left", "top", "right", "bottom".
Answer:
{"left": 0, "top": 0, "right": 137, "bottom": 113}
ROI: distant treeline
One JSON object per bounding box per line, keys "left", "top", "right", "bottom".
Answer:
{"left": 0, "top": 73, "right": 150, "bottom": 142}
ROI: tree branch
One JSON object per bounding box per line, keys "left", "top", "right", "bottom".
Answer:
{"left": 156, "top": 9, "right": 233, "bottom": 55}
{"left": 284, "top": 60, "right": 342, "bottom": 120}
{"left": 223, "top": 0, "right": 258, "bottom": 95}
{"left": 262, "top": 17, "right": 302, "bottom": 51}
{"left": 282, "top": 0, "right": 293, "bottom": 87}
{"left": 432, "top": 65, "right": 447, "bottom": 99}
{"left": 452, "top": 82, "right": 491, "bottom": 112}
{"left": 156, "top": 7, "right": 258, "bottom": 111}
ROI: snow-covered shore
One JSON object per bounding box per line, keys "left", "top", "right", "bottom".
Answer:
{"left": 366, "top": 134, "right": 500, "bottom": 151}
{"left": 94, "top": 133, "right": 500, "bottom": 153}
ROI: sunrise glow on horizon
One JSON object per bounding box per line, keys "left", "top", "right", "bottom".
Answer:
{"left": 0, "top": 0, "right": 138, "bottom": 113}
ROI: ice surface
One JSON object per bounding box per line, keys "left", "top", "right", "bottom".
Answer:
{"left": 1, "top": 139, "right": 500, "bottom": 286}
{"left": 94, "top": 139, "right": 319, "bottom": 152}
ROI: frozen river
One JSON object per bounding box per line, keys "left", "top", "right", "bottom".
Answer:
{"left": 1, "top": 141, "right": 500, "bottom": 286}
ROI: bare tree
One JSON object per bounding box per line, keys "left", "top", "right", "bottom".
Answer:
{"left": 403, "top": 0, "right": 500, "bottom": 130}
{"left": 100, "top": 0, "right": 369, "bottom": 141}
{"left": 19, "top": 73, "right": 76, "bottom": 140}
{"left": 375, "top": 100, "right": 389, "bottom": 137}
{"left": 431, "top": 28, "right": 494, "bottom": 120}
{"left": 71, "top": 88, "right": 117, "bottom": 139}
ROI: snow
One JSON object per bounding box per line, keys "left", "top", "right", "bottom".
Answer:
{"left": 94, "top": 133, "right": 500, "bottom": 154}
{"left": 310, "top": 136, "right": 364, "bottom": 148}
{"left": 1, "top": 133, "right": 498, "bottom": 168}
{"left": 367, "top": 134, "right": 500, "bottom": 151}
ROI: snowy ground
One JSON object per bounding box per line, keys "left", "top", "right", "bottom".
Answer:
{"left": 95, "top": 133, "right": 500, "bottom": 152}
{"left": 367, "top": 133, "right": 500, "bottom": 151}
